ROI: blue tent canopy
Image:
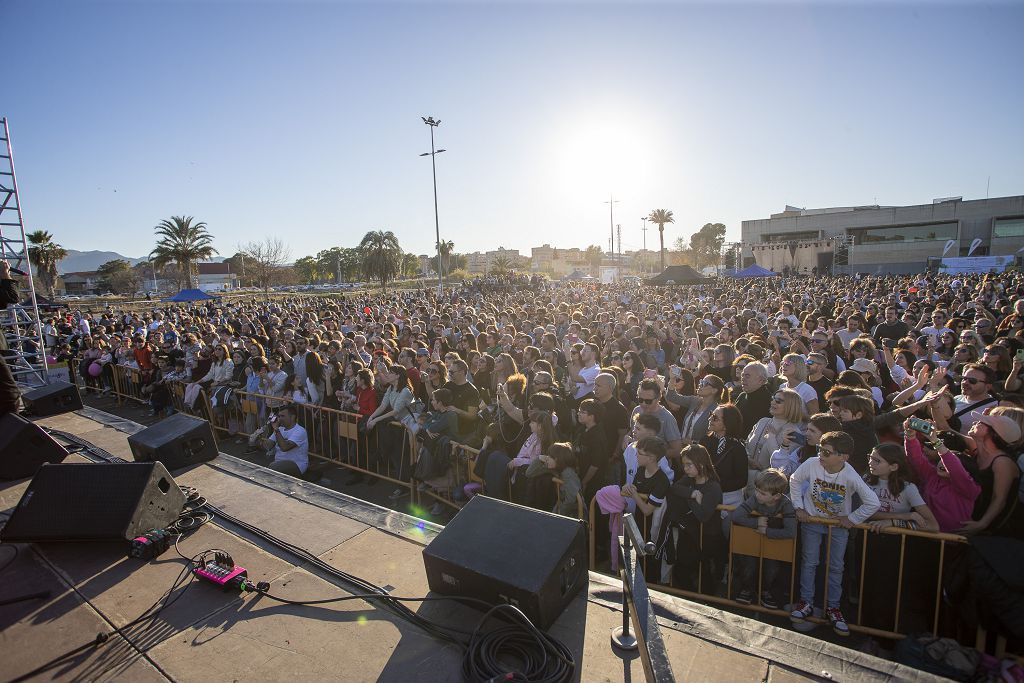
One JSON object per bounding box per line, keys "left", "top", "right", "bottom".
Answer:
{"left": 165, "top": 288, "right": 219, "bottom": 302}
{"left": 730, "top": 264, "right": 778, "bottom": 278}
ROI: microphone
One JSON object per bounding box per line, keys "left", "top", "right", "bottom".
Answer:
{"left": 6, "top": 266, "right": 27, "bottom": 276}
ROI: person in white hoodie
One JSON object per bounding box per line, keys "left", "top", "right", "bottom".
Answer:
{"left": 789, "top": 430, "right": 880, "bottom": 638}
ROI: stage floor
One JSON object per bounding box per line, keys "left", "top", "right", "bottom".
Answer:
{"left": 0, "top": 408, "right": 939, "bottom": 682}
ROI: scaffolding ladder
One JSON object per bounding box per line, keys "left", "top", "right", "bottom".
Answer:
{"left": 0, "top": 117, "right": 49, "bottom": 387}
{"left": 832, "top": 234, "right": 855, "bottom": 275}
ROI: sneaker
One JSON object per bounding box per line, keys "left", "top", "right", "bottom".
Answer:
{"left": 429, "top": 502, "right": 445, "bottom": 516}
{"left": 388, "top": 488, "right": 408, "bottom": 500}
{"left": 734, "top": 589, "right": 754, "bottom": 606}
{"left": 790, "top": 600, "right": 814, "bottom": 624}
{"left": 826, "top": 607, "right": 849, "bottom": 637}
{"left": 760, "top": 591, "right": 779, "bottom": 610}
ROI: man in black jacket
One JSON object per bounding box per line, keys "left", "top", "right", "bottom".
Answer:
{"left": 1, "top": 259, "right": 22, "bottom": 415}
{"left": 734, "top": 361, "right": 772, "bottom": 435}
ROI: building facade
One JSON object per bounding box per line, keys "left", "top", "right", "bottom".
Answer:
{"left": 741, "top": 195, "right": 1024, "bottom": 274}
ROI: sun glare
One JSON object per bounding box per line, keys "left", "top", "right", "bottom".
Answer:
{"left": 545, "top": 113, "right": 657, "bottom": 202}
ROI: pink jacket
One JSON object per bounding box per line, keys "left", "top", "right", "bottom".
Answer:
{"left": 905, "top": 437, "right": 981, "bottom": 533}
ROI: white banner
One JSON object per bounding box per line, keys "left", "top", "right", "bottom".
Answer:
{"left": 941, "top": 239, "right": 957, "bottom": 257}
{"left": 46, "top": 361, "right": 71, "bottom": 384}
{"left": 938, "top": 255, "right": 1013, "bottom": 274}
{"left": 967, "top": 238, "right": 983, "bottom": 256}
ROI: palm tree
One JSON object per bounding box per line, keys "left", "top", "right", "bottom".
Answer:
{"left": 648, "top": 209, "right": 675, "bottom": 272}
{"left": 437, "top": 240, "right": 454, "bottom": 275}
{"left": 401, "top": 252, "right": 421, "bottom": 278}
{"left": 490, "top": 254, "right": 513, "bottom": 276}
{"left": 359, "top": 230, "right": 403, "bottom": 292}
{"left": 149, "top": 216, "right": 217, "bottom": 289}
{"left": 584, "top": 245, "right": 604, "bottom": 275}
{"left": 27, "top": 230, "right": 68, "bottom": 298}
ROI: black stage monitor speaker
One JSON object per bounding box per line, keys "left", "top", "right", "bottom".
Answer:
{"left": 422, "top": 495, "right": 587, "bottom": 630}
{"left": 0, "top": 413, "right": 70, "bottom": 480}
{"left": 22, "top": 381, "right": 83, "bottom": 417}
{"left": 127, "top": 413, "right": 218, "bottom": 470}
{"left": 1, "top": 461, "right": 186, "bottom": 542}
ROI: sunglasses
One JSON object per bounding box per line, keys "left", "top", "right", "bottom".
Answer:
{"left": 962, "top": 377, "right": 986, "bottom": 385}
{"left": 638, "top": 397, "right": 657, "bottom": 405}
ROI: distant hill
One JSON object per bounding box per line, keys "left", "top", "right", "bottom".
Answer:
{"left": 58, "top": 250, "right": 226, "bottom": 274}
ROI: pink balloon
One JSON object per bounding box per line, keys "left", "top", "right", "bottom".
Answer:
{"left": 89, "top": 362, "right": 103, "bottom": 377}
{"left": 46, "top": 356, "right": 57, "bottom": 365}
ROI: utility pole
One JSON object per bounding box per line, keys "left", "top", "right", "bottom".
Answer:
{"left": 604, "top": 195, "right": 619, "bottom": 254}
{"left": 616, "top": 224, "right": 621, "bottom": 257}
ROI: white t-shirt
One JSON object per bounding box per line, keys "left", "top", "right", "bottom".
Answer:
{"left": 869, "top": 480, "right": 925, "bottom": 514}
{"left": 953, "top": 394, "right": 996, "bottom": 432}
{"left": 575, "top": 362, "right": 600, "bottom": 399}
{"left": 780, "top": 380, "right": 818, "bottom": 409}
{"left": 271, "top": 423, "right": 309, "bottom": 473}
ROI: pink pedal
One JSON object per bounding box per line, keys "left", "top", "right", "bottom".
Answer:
{"left": 194, "top": 560, "right": 248, "bottom": 590}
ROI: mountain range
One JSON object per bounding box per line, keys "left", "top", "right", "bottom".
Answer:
{"left": 58, "top": 250, "right": 225, "bottom": 274}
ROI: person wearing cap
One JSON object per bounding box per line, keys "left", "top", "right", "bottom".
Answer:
{"left": 960, "top": 412, "right": 1023, "bottom": 536}
{"left": 849, "top": 357, "right": 884, "bottom": 407}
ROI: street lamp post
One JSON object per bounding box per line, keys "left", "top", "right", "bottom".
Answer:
{"left": 640, "top": 217, "right": 648, "bottom": 272}
{"left": 604, "top": 195, "right": 619, "bottom": 255}
{"left": 420, "top": 117, "right": 446, "bottom": 296}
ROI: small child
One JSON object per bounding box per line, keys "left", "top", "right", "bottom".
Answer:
{"left": 729, "top": 469, "right": 796, "bottom": 609}
{"left": 904, "top": 422, "right": 981, "bottom": 533}
{"left": 789, "top": 431, "right": 880, "bottom": 637}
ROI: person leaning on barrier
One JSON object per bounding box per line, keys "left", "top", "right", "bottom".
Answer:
{"left": 256, "top": 404, "right": 309, "bottom": 477}
{"left": 729, "top": 468, "right": 796, "bottom": 610}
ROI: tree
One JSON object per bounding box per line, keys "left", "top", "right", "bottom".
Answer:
{"left": 359, "top": 230, "right": 402, "bottom": 292}
{"left": 490, "top": 254, "right": 514, "bottom": 275}
{"left": 584, "top": 245, "right": 604, "bottom": 273}
{"left": 27, "top": 230, "right": 68, "bottom": 298}
{"left": 689, "top": 222, "right": 727, "bottom": 270}
{"left": 238, "top": 237, "right": 292, "bottom": 296}
{"left": 401, "top": 253, "right": 421, "bottom": 278}
{"left": 222, "top": 252, "right": 248, "bottom": 287}
{"left": 437, "top": 240, "right": 455, "bottom": 276}
{"left": 293, "top": 256, "right": 320, "bottom": 284}
{"left": 150, "top": 216, "right": 218, "bottom": 289}
{"left": 670, "top": 236, "right": 695, "bottom": 267}
{"left": 647, "top": 209, "right": 675, "bottom": 272}
{"left": 96, "top": 259, "right": 141, "bottom": 294}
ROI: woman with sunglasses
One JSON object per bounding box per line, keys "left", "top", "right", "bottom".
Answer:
{"left": 746, "top": 389, "right": 808, "bottom": 481}
{"left": 667, "top": 373, "right": 726, "bottom": 446}
{"left": 935, "top": 330, "right": 958, "bottom": 361}
{"left": 699, "top": 402, "right": 749, "bottom": 531}
{"left": 981, "top": 345, "right": 1012, "bottom": 383}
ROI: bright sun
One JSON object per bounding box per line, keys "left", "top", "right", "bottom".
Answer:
{"left": 545, "top": 113, "right": 656, "bottom": 202}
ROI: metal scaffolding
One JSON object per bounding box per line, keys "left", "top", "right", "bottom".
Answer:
{"left": 1, "top": 117, "right": 49, "bottom": 386}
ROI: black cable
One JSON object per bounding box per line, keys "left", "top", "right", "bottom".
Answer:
{"left": 206, "top": 503, "right": 574, "bottom": 681}
{"left": 8, "top": 550, "right": 200, "bottom": 683}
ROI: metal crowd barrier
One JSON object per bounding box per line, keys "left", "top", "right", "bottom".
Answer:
{"left": 586, "top": 500, "right": 970, "bottom": 643}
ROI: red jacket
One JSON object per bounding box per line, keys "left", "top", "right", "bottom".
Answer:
{"left": 357, "top": 386, "right": 379, "bottom": 417}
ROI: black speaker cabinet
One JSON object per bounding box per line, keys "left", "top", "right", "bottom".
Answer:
{"left": 422, "top": 496, "right": 587, "bottom": 630}
{"left": 0, "top": 413, "right": 70, "bottom": 480}
{"left": 0, "top": 461, "right": 186, "bottom": 542}
{"left": 127, "top": 413, "right": 218, "bottom": 470}
{"left": 22, "top": 381, "right": 83, "bottom": 417}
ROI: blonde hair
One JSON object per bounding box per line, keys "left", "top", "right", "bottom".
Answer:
{"left": 782, "top": 353, "right": 808, "bottom": 384}
{"left": 774, "top": 388, "right": 808, "bottom": 424}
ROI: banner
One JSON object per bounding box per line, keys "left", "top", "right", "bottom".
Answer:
{"left": 967, "top": 238, "right": 983, "bottom": 256}
{"left": 941, "top": 239, "right": 957, "bottom": 257}
{"left": 46, "top": 361, "right": 71, "bottom": 384}
{"left": 938, "top": 255, "right": 1013, "bottom": 274}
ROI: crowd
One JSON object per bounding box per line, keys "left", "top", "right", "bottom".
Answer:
{"left": 7, "top": 263, "right": 1024, "bottom": 651}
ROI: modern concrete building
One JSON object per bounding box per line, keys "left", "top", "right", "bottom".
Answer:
{"left": 741, "top": 195, "right": 1024, "bottom": 274}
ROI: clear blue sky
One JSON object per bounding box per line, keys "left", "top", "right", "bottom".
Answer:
{"left": 6, "top": 0, "right": 1023, "bottom": 262}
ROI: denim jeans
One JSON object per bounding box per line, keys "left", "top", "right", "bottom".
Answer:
{"left": 799, "top": 522, "right": 849, "bottom": 609}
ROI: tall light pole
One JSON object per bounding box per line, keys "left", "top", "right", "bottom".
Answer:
{"left": 420, "top": 117, "right": 446, "bottom": 296}
{"left": 641, "top": 217, "right": 648, "bottom": 272}
{"left": 604, "top": 195, "right": 619, "bottom": 254}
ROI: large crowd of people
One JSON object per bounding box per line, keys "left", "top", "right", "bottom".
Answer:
{"left": 5, "top": 262, "right": 1024, "bottom": 653}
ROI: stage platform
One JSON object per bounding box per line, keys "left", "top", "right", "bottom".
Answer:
{"left": 0, "top": 408, "right": 942, "bottom": 682}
